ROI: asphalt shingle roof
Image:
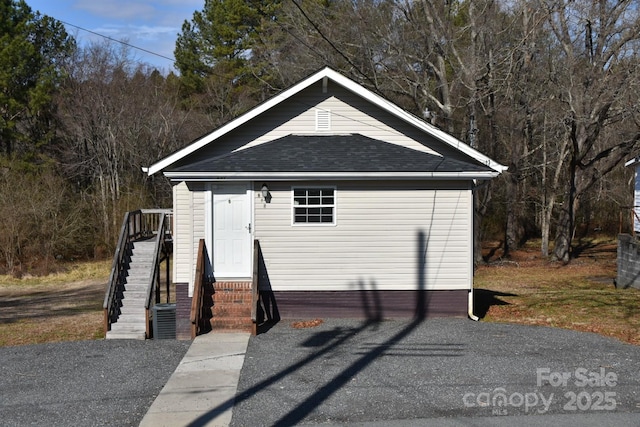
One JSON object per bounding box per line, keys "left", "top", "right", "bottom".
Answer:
{"left": 171, "top": 134, "right": 493, "bottom": 174}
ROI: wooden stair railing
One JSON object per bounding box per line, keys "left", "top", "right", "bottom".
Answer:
{"left": 103, "top": 209, "right": 172, "bottom": 337}
{"left": 251, "top": 239, "right": 260, "bottom": 336}
{"left": 144, "top": 211, "right": 171, "bottom": 339}
{"left": 191, "top": 239, "right": 207, "bottom": 339}
{"left": 103, "top": 210, "right": 142, "bottom": 335}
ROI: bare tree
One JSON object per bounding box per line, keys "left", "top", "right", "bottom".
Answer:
{"left": 55, "top": 41, "right": 196, "bottom": 247}
{"left": 538, "top": 0, "right": 640, "bottom": 262}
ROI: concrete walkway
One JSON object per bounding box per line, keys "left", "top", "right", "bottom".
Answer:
{"left": 139, "top": 333, "right": 250, "bottom": 427}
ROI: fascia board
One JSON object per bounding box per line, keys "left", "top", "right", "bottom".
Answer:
{"left": 163, "top": 171, "right": 500, "bottom": 181}
{"left": 147, "top": 68, "right": 331, "bottom": 176}
{"left": 148, "top": 66, "right": 507, "bottom": 176}
{"left": 324, "top": 69, "right": 507, "bottom": 174}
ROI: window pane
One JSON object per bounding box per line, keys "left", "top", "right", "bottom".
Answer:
{"left": 293, "top": 188, "right": 335, "bottom": 224}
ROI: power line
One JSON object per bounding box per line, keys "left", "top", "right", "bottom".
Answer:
{"left": 58, "top": 19, "right": 176, "bottom": 63}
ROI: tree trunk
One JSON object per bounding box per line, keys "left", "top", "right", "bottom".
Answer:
{"left": 540, "top": 193, "right": 555, "bottom": 257}
{"left": 553, "top": 164, "right": 577, "bottom": 262}
{"left": 504, "top": 171, "right": 520, "bottom": 256}
{"left": 474, "top": 181, "right": 493, "bottom": 265}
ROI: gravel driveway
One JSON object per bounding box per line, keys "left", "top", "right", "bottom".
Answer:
{"left": 0, "top": 339, "right": 190, "bottom": 427}
{"left": 2, "top": 319, "right": 638, "bottom": 427}
{"left": 231, "top": 318, "right": 640, "bottom": 426}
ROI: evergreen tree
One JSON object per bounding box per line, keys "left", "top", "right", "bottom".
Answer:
{"left": 0, "top": 0, "right": 74, "bottom": 160}
{"left": 174, "top": 0, "right": 282, "bottom": 95}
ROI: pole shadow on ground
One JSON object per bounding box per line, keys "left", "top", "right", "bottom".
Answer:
{"left": 187, "top": 230, "right": 466, "bottom": 427}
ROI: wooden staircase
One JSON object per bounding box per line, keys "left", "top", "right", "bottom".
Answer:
{"left": 106, "top": 239, "right": 156, "bottom": 340}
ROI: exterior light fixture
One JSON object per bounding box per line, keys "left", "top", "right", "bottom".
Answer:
{"left": 261, "top": 183, "right": 271, "bottom": 203}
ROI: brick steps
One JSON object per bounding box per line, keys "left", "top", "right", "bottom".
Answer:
{"left": 210, "top": 281, "right": 253, "bottom": 332}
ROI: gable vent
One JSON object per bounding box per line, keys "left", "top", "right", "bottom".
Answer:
{"left": 316, "top": 109, "right": 331, "bottom": 131}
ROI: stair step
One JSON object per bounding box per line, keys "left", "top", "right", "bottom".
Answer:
{"left": 118, "top": 305, "right": 145, "bottom": 310}
{"left": 110, "top": 323, "right": 146, "bottom": 331}
{"left": 106, "top": 330, "right": 146, "bottom": 340}
{"left": 122, "top": 289, "right": 148, "bottom": 296}
{"left": 125, "top": 278, "right": 151, "bottom": 285}
{"left": 120, "top": 303, "right": 145, "bottom": 310}
{"left": 122, "top": 284, "right": 147, "bottom": 290}
{"left": 133, "top": 242, "right": 155, "bottom": 247}
{"left": 115, "top": 317, "right": 146, "bottom": 325}
{"left": 119, "top": 306, "right": 145, "bottom": 313}
{"left": 126, "top": 275, "right": 152, "bottom": 281}
{"left": 120, "top": 292, "right": 147, "bottom": 299}
{"left": 131, "top": 250, "right": 155, "bottom": 256}
{"left": 117, "top": 309, "right": 146, "bottom": 316}
{"left": 105, "top": 237, "right": 166, "bottom": 340}
{"left": 128, "top": 265, "right": 153, "bottom": 269}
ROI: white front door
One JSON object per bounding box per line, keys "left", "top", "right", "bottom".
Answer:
{"left": 212, "top": 184, "right": 251, "bottom": 277}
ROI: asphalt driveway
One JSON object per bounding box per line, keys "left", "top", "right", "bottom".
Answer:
{"left": 230, "top": 318, "right": 640, "bottom": 426}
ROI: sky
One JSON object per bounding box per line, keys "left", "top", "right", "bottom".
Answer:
{"left": 26, "top": 0, "right": 204, "bottom": 73}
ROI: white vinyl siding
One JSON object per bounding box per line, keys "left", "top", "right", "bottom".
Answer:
{"left": 192, "top": 185, "right": 206, "bottom": 289}
{"left": 190, "top": 82, "right": 467, "bottom": 162}
{"left": 254, "top": 181, "right": 472, "bottom": 291}
{"left": 172, "top": 181, "right": 206, "bottom": 296}
{"left": 173, "top": 182, "right": 192, "bottom": 287}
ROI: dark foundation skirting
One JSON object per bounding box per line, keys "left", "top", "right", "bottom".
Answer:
{"left": 261, "top": 289, "right": 468, "bottom": 320}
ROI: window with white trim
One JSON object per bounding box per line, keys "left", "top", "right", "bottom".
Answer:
{"left": 293, "top": 187, "right": 335, "bottom": 225}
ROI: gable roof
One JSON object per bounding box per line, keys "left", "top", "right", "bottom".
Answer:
{"left": 147, "top": 67, "right": 506, "bottom": 176}
{"left": 164, "top": 134, "right": 497, "bottom": 180}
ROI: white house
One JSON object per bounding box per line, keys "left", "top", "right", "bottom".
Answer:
{"left": 146, "top": 67, "right": 506, "bottom": 324}
{"left": 624, "top": 157, "right": 640, "bottom": 233}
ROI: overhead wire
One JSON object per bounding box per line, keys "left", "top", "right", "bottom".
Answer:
{"left": 57, "top": 19, "right": 176, "bottom": 63}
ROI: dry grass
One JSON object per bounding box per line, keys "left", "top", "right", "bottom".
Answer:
{"left": 475, "top": 238, "right": 640, "bottom": 345}
{"left": 0, "top": 261, "right": 110, "bottom": 347}
{"left": 2, "top": 239, "right": 638, "bottom": 347}
{"left": 0, "top": 260, "right": 111, "bottom": 287}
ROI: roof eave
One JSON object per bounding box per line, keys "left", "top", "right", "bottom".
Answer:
{"left": 163, "top": 171, "right": 500, "bottom": 181}
{"left": 147, "top": 68, "right": 334, "bottom": 176}
{"left": 147, "top": 67, "right": 507, "bottom": 176}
